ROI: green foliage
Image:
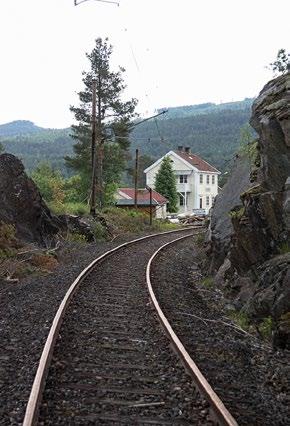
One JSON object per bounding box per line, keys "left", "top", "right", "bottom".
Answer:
{"left": 154, "top": 156, "right": 178, "bottom": 213}
{"left": 239, "top": 124, "right": 255, "bottom": 148}
{"left": 0, "top": 128, "right": 73, "bottom": 175}
{"left": 200, "top": 276, "right": 214, "bottom": 288}
{"left": 1, "top": 99, "right": 253, "bottom": 180}
{"left": 131, "top": 104, "right": 252, "bottom": 173}
{"left": 278, "top": 242, "right": 290, "bottom": 254}
{"left": 0, "top": 222, "right": 17, "bottom": 258}
{"left": 229, "top": 206, "right": 245, "bottom": 220}
{"left": 92, "top": 222, "right": 107, "bottom": 241}
{"left": 66, "top": 232, "right": 88, "bottom": 243}
{"left": 32, "top": 162, "right": 65, "bottom": 204}
{"left": 63, "top": 174, "right": 87, "bottom": 203}
{"left": 269, "top": 49, "right": 289, "bottom": 76}
{"left": 103, "top": 207, "right": 150, "bottom": 233}
{"left": 258, "top": 317, "right": 273, "bottom": 339}
{"left": 227, "top": 309, "right": 250, "bottom": 331}
{"left": 66, "top": 37, "right": 137, "bottom": 207}
{"left": 127, "top": 154, "right": 154, "bottom": 187}
{"left": 48, "top": 202, "right": 89, "bottom": 216}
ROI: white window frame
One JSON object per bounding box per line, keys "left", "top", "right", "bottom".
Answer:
{"left": 206, "top": 175, "right": 210, "bottom": 184}
{"left": 179, "top": 175, "right": 188, "bottom": 184}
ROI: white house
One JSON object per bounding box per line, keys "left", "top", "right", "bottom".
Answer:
{"left": 144, "top": 146, "right": 220, "bottom": 214}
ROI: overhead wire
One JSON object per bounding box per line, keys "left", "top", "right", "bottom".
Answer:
{"left": 116, "top": 2, "right": 166, "bottom": 145}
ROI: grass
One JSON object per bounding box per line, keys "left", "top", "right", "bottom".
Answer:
{"left": 258, "top": 316, "right": 273, "bottom": 340}
{"left": 278, "top": 242, "right": 290, "bottom": 254}
{"left": 200, "top": 276, "right": 214, "bottom": 288}
{"left": 48, "top": 201, "right": 89, "bottom": 216}
{"left": 102, "top": 207, "right": 181, "bottom": 235}
{"left": 195, "top": 233, "right": 205, "bottom": 246}
{"left": 227, "top": 309, "right": 250, "bottom": 331}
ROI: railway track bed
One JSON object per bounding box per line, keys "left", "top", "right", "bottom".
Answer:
{"left": 37, "top": 230, "right": 215, "bottom": 425}
{"left": 150, "top": 237, "right": 290, "bottom": 426}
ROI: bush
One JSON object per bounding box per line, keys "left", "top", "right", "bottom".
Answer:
{"left": 92, "top": 222, "right": 107, "bottom": 241}
{"left": 66, "top": 232, "right": 88, "bottom": 243}
{"left": 0, "top": 222, "right": 17, "bottom": 258}
{"left": 258, "top": 317, "right": 273, "bottom": 340}
{"left": 200, "top": 276, "right": 214, "bottom": 288}
{"left": 227, "top": 309, "right": 250, "bottom": 331}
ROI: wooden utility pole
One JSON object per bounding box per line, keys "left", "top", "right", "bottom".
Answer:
{"left": 96, "top": 74, "right": 104, "bottom": 210}
{"left": 146, "top": 185, "right": 153, "bottom": 225}
{"left": 134, "top": 148, "right": 139, "bottom": 209}
{"left": 90, "top": 80, "right": 97, "bottom": 216}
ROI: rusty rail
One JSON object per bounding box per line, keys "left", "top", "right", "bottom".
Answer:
{"left": 146, "top": 234, "right": 239, "bottom": 426}
{"left": 22, "top": 226, "right": 199, "bottom": 426}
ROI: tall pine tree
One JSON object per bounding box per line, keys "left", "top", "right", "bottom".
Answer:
{"left": 65, "top": 38, "right": 137, "bottom": 206}
{"left": 154, "top": 156, "right": 178, "bottom": 212}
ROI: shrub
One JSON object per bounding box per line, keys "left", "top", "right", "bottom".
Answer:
{"left": 200, "top": 276, "right": 214, "bottom": 288}
{"left": 0, "top": 222, "right": 17, "bottom": 258}
{"left": 258, "top": 317, "right": 273, "bottom": 339}
{"left": 278, "top": 242, "right": 290, "bottom": 254}
{"left": 92, "top": 222, "right": 107, "bottom": 241}
{"left": 30, "top": 253, "right": 58, "bottom": 272}
{"left": 67, "top": 232, "right": 88, "bottom": 243}
{"left": 227, "top": 309, "right": 250, "bottom": 331}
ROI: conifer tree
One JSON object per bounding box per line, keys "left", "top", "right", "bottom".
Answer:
{"left": 65, "top": 38, "right": 137, "bottom": 205}
{"left": 154, "top": 156, "right": 178, "bottom": 212}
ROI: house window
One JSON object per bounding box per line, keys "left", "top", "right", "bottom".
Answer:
{"left": 206, "top": 196, "right": 210, "bottom": 206}
{"left": 199, "top": 198, "right": 203, "bottom": 208}
{"left": 179, "top": 192, "right": 186, "bottom": 206}
{"left": 212, "top": 175, "right": 215, "bottom": 184}
{"left": 206, "top": 175, "right": 210, "bottom": 184}
{"left": 212, "top": 195, "right": 215, "bottom": 204}
{"left": 179, "top": 175, "right": 188, "bottom": 184}
{"left": 200, "top": 174, "right": 203, "bottom": 184}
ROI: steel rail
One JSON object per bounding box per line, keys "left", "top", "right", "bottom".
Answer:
{"left": 22, "top": 226, "right": 200, "bottom": 426}
{"left": 146, "top": 234, "right": 239, "bottom": 426}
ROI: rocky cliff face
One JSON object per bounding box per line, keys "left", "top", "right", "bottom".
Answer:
{"left": 0, "top": 153, "right": 61, "bottom": 246}
{"left": 208, "top": 71, "right": 290, "bottom": 348}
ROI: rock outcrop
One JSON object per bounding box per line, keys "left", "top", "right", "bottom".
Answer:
{"left": 0, "top": 153, "right": 61, "bottom": 246}
{"left": 208, "top": 71, "right": 290, "bottom": 348}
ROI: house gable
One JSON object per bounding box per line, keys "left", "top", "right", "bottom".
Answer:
{"left": 144, "top": 150, "right": 199, "bottom": 174}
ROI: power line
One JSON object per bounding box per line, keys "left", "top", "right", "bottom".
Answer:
{"left": 74, "top": 0, "right": 119, "bottom": 6}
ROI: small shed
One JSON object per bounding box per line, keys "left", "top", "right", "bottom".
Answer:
{"left": 116, "top": 188, "right": 168, "bottom": 219}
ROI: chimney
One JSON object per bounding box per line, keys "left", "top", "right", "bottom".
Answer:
{"left": 178, "top": 145, "right": 183, "bottom": 152}
{"left": 185, "top": 147, "right": 190, "bottom": 154}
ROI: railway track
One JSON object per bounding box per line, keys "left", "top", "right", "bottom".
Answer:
{"left": 23, "top": 227, "right": 237, "bottom": 425}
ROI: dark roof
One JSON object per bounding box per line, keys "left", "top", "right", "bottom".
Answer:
{"left": 174, "top": 151, "right": 219, "bottom": 173}
{"left": 116, "top": 199, "right": 159, "bottom": 206}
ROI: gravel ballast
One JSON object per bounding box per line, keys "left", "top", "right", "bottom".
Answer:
{"left": 38, "top": 230, "right": 212, "bottom": 425}
{"left": 150, "top": 236, "right": 290, "bottom": 426}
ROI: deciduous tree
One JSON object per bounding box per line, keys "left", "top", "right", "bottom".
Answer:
{"left": 269, "top": 49, "right": 289, "bottom": 76}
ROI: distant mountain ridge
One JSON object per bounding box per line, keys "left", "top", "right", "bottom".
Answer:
{"left": 0, "top": 98, "right": 254, "bottom": 176}
{"left": 0, "top": 120, "right": 46, "bottom": 137}
{"left": 157, "top": 98, "right": 254, "bottom": 119}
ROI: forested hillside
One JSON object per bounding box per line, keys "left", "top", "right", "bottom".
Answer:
{"left": 0, "top": 98, "right": 253, "bottom": 176}
{"left": 132, "top": 104, "right": 253, "bottom": 172}
{"left": 0, "top": 125, "right": 74, "bottom": 175}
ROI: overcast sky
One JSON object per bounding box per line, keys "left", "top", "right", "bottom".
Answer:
{"left": 0, "top": 0, "right": 289, "bottom": 128}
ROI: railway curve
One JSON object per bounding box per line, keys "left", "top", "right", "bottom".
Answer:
{"left": 23, "top": 227, "right": 237, "bottom": 425}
